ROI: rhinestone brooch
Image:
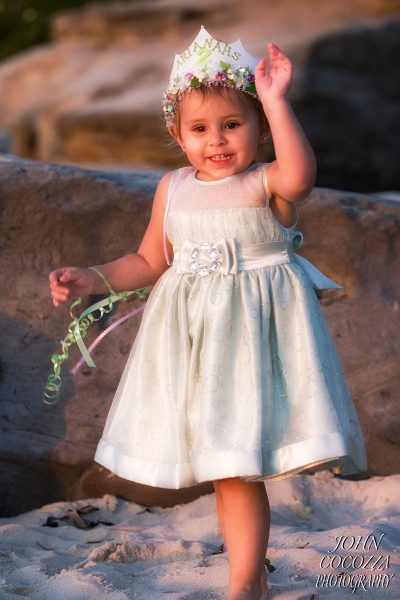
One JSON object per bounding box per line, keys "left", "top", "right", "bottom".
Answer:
{"left": 189, "top": 241, "right": 222, "bottom": 277}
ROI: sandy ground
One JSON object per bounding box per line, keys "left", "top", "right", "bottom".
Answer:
{"left": 0, "top": 470, "right": 398, "bottom": 599}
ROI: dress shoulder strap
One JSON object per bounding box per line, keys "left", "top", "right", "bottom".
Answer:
{"left": 162, "top": 167, "right": 193, "bottom": 265}
{"left": 261, "top": 162, "right": 271, "bottom": 205}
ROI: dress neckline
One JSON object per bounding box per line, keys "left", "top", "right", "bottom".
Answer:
{"left": 171, "top": 206, "right": 268, "bottom": 211}
{"left": 192, "top": 162, "right": 260, "bottom": 185}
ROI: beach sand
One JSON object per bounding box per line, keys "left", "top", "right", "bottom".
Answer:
{"left": 0, "top": 470, "right": 398, "bottom": 599}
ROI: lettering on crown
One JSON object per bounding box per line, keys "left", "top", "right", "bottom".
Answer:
{"left": 176, "top": 38, "right": 242, "bottom": 68}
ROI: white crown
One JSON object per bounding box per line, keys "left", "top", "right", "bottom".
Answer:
{"left": 162, "top": 26, "right": 260, "bottom": 124}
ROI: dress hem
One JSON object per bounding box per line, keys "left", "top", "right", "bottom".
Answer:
{"left": 94, "top": 431, "right": 367, "bottom": 489}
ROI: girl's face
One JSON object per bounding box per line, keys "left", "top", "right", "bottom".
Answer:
{"left": 169, "top": 88, "right": 266, "bottom": 182}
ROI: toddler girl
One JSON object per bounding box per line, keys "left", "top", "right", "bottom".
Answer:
{"left": 49, "top": 27, "right": 368, "bottom": 600}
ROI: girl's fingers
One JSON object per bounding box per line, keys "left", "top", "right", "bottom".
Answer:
{"left": 51, "top": 294, "right": 70, "bottom": 306}
{"left": 268, "top": 42, "right": 283, "bottom": 55}
{"left": 255, "top": 57, "right": 266, "bottom": 68}
{"left": 53, "top": 297, "right": 64, "bottom": 307}
{"left": 254, "top": 57, "right": 267, "bottom": 74}
{"left": 49, "top": 268, "right": 75, "bottom": 286}
{"left": 59, "top": 268, "right": 78, "bottom": 283}
{"left": 49, "top": 268, "right": 79, "bottom": 306}
{"left": 49, "top": 278, "right": 69, "bottom": 293}
{"left": 49, "top": 270, "right": 63, "bottom": 285}
{"left": 268, "top": 43, "right": 291, "bottom": 65}
{"left": 51, "top": 292, "right": 70, "bottom": 302}
{"left": 53, "top": 288, "right": 70, "bottom": 298}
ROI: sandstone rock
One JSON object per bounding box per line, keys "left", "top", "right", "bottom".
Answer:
{"left": 0, "top": 1, "right": 398, "bottom": 187}
{"left": 0, "top": 153, "right": 399, "bottom": 517}
{"left": 0, "top": 153, "right": 213, "bottom": 517}
{"left": 51, "top": 0, "right": 234, "bottom": 45}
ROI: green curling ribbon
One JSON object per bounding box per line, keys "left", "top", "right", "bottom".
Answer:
{"left": 43, "top": 287, "right": 149, "bottom": 405}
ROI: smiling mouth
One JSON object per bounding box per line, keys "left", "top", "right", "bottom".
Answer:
{"left": 209, "top": 154, "right": 232, "bottom": 162}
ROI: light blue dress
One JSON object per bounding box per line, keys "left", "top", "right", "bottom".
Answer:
{"left": 95, "top": 163, "right": 368, "bottom": 488}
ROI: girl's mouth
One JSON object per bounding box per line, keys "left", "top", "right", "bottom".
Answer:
{"left": 209, "top": 154, "right": 232, "bottom": 163}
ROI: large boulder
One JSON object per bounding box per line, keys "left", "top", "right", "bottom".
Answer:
{"left": 0, "top": 153, "right": 399, "bottom": 517}
{"left": 0, "top": 1, "right": 398, "bottom": 190}
{"left": 293, "top": 17, "right": 400, "bottom": 192}
{"left": 0, "top": 153, "right": 212, "bottom": 517}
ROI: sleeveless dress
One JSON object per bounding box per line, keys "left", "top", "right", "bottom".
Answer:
{"left": 94, "top": 162, "right": 368, "bottom": 489}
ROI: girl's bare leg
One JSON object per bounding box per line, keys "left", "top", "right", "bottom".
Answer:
{"left": 213, "top": 477, "right": 270, "bottom": 600}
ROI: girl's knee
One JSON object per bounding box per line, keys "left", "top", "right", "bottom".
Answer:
{"left": 212, "top": 477, "right": 247, "bottom": 498}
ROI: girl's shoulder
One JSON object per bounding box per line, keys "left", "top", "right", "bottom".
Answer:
{"left": 171, "top": 165, "right": 196, "bottom": 182}
{"left": 248, "top": 162, "right": 270, "bottom": 177}
{"left": 235, "top": 162, "right": 271, "bottom": 185}
{"left": 161, "top": 166, "right": 195, "bottom": 210}
{"left": 166, "top": 166, "right": 196, "bottom": 195}
{"left": 157, "top": 166, "right": 194, "bottom": 199}
{"left": 174, "top": 165, "right": 196, "bottom": 175}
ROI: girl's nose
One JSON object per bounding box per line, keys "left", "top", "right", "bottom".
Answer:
{"left": 209, "top": 127, "right": 227, "bottom": 145}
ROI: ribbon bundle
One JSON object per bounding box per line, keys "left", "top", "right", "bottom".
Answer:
{"left": 43, "top": 275, "right": 150, "bottom": 405}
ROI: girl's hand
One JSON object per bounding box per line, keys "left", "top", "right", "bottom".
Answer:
{"left": 254, "top": 43, "right": 293, "bottom": 110}
{"left": 49, "top": 267, "right": 95, "bottom": 307}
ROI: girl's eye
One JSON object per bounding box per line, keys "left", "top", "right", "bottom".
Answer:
{"left": 226, "top": 122, "right": 239, "bottom": 129}
{"left": 193, "top": 125, "right": 205, "bottom": 132}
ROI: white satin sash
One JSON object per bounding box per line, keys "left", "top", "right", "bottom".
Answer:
{"left": 171, "top": 236, "right": 342, "bottom": 290}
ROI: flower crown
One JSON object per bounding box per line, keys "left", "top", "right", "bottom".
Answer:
{"left": 162, "top": 26, "right": 261, "bottom": 125}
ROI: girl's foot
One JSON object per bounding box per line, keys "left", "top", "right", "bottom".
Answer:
{"left": 228, "top": 570, "right": 268, "bottom": 600}
{"left": 228, "top": 583, "right": 262, "bottom": 600}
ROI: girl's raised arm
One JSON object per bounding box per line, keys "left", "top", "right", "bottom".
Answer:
{"left": 49, "top": 172, "right": 173, "bottom": 306}
{"left": 255, "top": 44, "right": 317, "bottom": 209}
